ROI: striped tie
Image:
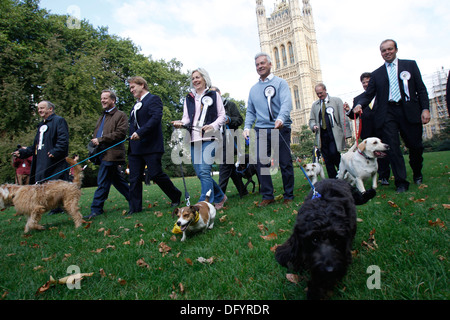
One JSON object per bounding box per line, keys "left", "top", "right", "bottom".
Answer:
{"left": 388, "top": 62, "right": 401, "bottom": 102}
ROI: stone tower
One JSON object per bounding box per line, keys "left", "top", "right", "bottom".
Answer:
{"left": 256, "top": 0, "right": 322, "bottom": 137}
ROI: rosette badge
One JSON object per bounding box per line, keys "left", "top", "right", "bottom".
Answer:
{"left": 264, "top": 85, "right": 276, "bottom": 121}
{"left": 201, "top": 96, "right": 213, "bottom": 108}
{"left": 198, "top": 95, "right": 214, "bottom": 127}
{"left": 38, "top": 125, "right": 48, "bottom": 150}
{"left": 400, "top": 71, "right": 411, "bottom": 101}
{"left": 131, "top": 102, "right": 143, "bottom": 129}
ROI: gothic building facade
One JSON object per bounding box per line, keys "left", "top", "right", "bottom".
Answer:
{"left": 256, "top": 0, "right": 322, "bottom": 135}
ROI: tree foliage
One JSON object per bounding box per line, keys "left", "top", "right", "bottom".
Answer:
{"left": 0, "top": 0, "right": 193, "bottom": 183}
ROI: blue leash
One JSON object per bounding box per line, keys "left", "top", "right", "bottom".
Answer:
{"left": 36, "top": 137, "right": 130, "bottom": 184}
{"left": 278, "top": 132, "right": 321, "bottom": 200}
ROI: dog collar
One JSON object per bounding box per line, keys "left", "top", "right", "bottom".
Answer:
{"left": 357, "top": 149, "right": 372, "bottom": 160}
{"left": 191, "top": 211, "right": 200, "bottom": 225}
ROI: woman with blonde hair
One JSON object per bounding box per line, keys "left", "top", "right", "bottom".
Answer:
{"left": 172, "top": 68, "right": 227, "bottom": 209}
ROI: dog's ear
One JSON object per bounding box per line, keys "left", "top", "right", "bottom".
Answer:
{"left": 172, "top": 207, "right": 179, "bottom": 218}
{"left": 0, "top": 187, "right": 9, "bottom": 199}
{"left": 302, "top": 164, "right": 307, "bottom": 168}
{"left": 358, "top": 140, "right": 367, "bottom": 152}
{"left": 190, "top": 205, "right": 201, "bottom": 213}
{"left": 275, "top": 229, "right": 303, "bottom": 271}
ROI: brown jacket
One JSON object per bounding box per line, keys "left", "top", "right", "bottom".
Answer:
{"left": 93, "top": 107, "right": 128, "bottom": 162}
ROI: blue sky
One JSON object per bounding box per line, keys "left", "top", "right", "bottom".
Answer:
{"left": 39, "top": 0, "right": 450, "bottom": 104}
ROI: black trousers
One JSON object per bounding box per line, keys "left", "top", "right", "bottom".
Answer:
{"left": 383, "top": 102, "right": 424, "bottom": 188}
{"left": 128, "top": 153, "right": 181, "bottom": 213}
{"left": 320, "top": 128, "right": 341, "bottom": 179}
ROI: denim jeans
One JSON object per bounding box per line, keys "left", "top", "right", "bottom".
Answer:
{"left": 190, "top": 140, "right": 225, "bottom": 204}
{"left": 91, "top": 160, "right": 129, "bottom": 215}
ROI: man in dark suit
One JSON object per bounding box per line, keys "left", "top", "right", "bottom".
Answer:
{"left": 127, "top": 76, "right": 182, "bottom": 215}
{"left": 346, "top": 72, "right": 390, "bottom": 185}
{"left": 354, "top": 39, "right": 431, "bottom": 193}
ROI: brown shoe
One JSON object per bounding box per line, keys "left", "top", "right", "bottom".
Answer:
{"left": 215, "top": 194, "right": 228, "bottom": 210}
{"left": 258, "top": 199, "right": 275, "bottom": 207}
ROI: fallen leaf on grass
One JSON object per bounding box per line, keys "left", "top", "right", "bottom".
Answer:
{"left": 443, "top": 204, "right": 450, "bottom": 209}
{"left": 158, "top": 242, "right": 171, "bottom": 257}
{"left": 270, "top": 244, "right": 280, "bottom": 253}
{"left": 361, "top": 228, "right": 378, "bottom": 251}
{"left": 286, "top": 273, "right": 299, "bottom": 285}
{"left": 136, "top": 258, "right": 150, "bottom": 269}
{"left": 260, "top": 232, "right": 277, "bottom": 240}
{"left": 428, "top": 218, "right": 446, "bottom": 229}
{"left": 83, "top": 221, "right": 92, "bottom": 229}
{"left": 388, "top": 200, "right": 398, "bottom": 208}
{"left": 185, "top": 258, "right": 193, "bottom": 266}
{"left": 36, "top": 273, "right": 94, "bottom": 295}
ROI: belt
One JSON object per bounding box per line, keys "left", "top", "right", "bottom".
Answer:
{"left": 388, "top": 100, "right": 402, "bottom": 106}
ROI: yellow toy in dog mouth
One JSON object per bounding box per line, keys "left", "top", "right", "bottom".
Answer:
{"left": 172, "top": 211, "right": 200, "bottom": 234}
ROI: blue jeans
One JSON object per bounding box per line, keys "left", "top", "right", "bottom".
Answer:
{"left": 91, "top": 161, "right": 129, "bottom": 215}
{"left": 191, "top": 140, "right": 225, "bottom": 204}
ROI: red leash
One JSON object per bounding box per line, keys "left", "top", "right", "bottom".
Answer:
{"left": 354, "top": 110, "right": 362, "bottom": 147}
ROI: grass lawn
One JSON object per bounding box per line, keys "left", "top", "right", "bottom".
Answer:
{"left": 0, "top": 151, "right": 448, "bottom": 301}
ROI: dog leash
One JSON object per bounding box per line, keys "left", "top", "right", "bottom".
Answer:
{"left": 354, "top": 111, "right": 362, "bottom": 147}
{"left": 36, "top": 137, "right": 130, "bottom": 184}
{"left": 172, "top": 124, "right": 192, "bottom": 206}
{"left": 278, "top": 131, "right": 321, "bottom": 200}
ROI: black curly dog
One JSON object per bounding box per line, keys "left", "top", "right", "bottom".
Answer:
{"left": 275, "top": 179, "right": 376, "bottom": 299}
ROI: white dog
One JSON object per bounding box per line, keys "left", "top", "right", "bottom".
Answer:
{"left": 303, "top": 162, "right": 325, "bottom": 185}
{"left": 337, "top": 137, "right": 390, "bottom": 192}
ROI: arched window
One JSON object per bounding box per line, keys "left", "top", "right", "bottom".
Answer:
{"left": 288, "top": 42, "right": 295, "bottom": 64}
{"left": 281, "top": 45, "right": 287, "bottom": 67}
{"left": 294, "top": 86, "right": 301, "bottom": 110}
{"left": 274, "top": 47, "right": 280, "bottom": 70}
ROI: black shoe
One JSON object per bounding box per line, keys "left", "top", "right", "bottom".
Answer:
{"left": 379, "top": 178, "right": 390, "bottom": 186}
{"left": 48, "top": 208, "right": 64, "bottom": 215}
{"left": 413, "top": 176, "right": 423, "bottom": 185}
{"left": 396, "top": 185, "right": 409, "bottom": 193}
{"left": 83, "top": 212, "right": 102, "bottom": 220}
{"left": 170, "top": 201, "right": 180, "bottom": 208}
{"left": 239, "top": 190, "right": 249, "bottom": 198}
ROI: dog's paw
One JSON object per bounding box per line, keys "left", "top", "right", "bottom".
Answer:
{"left": 351, "top": 186, "right": 376, "bottom": 205}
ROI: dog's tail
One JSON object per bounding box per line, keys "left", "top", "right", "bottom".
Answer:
{"left": 66, "top": 157, "right": 84, "bottom": 188}
{"left": 204, "top": 189, "right": 212, "bottom": 203}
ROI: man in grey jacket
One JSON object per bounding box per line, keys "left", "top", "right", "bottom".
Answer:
{"left": 309, "top": 83, "right": 351, "bottom": 179}
{"left": 85, "top": 90, "right": 130, "bottom": 219}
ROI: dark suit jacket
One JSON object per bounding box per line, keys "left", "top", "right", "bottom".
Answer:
{"left": 358, "top": 59, "right": 429, "bottom": 128}
{"left": 349, "top": 92, "right": 377, "bottom": 139}
{"left": 128, "top": 92, "right": 165, "bottom": 155}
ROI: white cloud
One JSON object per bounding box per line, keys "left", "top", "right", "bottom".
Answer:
{"left": 41, "top": 0, "right": 450, "bottom": 104}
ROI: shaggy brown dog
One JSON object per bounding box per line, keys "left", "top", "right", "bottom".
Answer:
{"left": 0, "top": 157, "right": 84, "bottom": 233}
